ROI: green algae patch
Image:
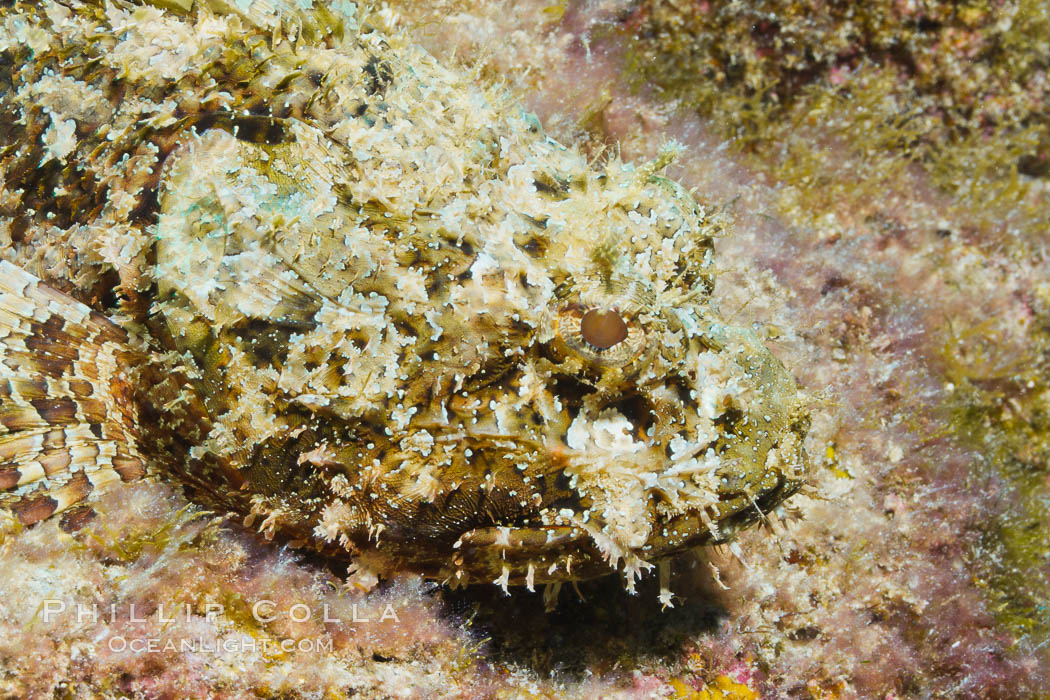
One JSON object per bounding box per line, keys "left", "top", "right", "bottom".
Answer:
{"left": 939, "top": 301, "right": 1050, "bottom": 649}
{"left": 621, "top": 0, "right": 1050, "bottom": 244}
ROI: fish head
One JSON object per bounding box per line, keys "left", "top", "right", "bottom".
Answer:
{"left": 153, "top": 118, "right": 807, "bottom": 588}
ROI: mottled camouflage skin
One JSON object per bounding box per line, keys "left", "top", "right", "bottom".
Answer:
{"left": 0, "top": 0, "right": 808, "bottom": 591}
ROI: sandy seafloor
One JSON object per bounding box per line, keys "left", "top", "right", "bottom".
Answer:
{"left": 2, "top": 1, "right": 1049, "bottom": 698}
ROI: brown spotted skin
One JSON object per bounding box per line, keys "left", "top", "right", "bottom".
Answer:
{"left": 0, "top": 0, "right": 809, "bottom": 591}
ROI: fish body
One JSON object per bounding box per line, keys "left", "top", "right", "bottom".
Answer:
{"left": 0, "top": 0, "right": 808, "bottom": 590}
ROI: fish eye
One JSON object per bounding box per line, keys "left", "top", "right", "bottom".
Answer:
{"left": 554, "top": 303, "right": 646, "bottom": 369}
{"left": 580, "top": 308, "right": 628, "bottom": 349}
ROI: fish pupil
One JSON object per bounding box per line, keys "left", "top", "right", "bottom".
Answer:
{"left": 580, "top": 309, "right": 628, "bottom": 349}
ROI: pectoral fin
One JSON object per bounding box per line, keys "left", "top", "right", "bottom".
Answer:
{"left": 0, "top": 261, "right": 148, "bottom": 527}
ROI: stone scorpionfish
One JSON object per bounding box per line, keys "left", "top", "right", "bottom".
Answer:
{"left": 0, "top": 0, "right": 808, "bottom": 594}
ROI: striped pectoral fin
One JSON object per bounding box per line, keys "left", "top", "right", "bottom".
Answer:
{"left": 0, "top": 261, "right": 151, "bottom": 528}
{"left": 0, "top": 427, "right": 148, "bottom": 527}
